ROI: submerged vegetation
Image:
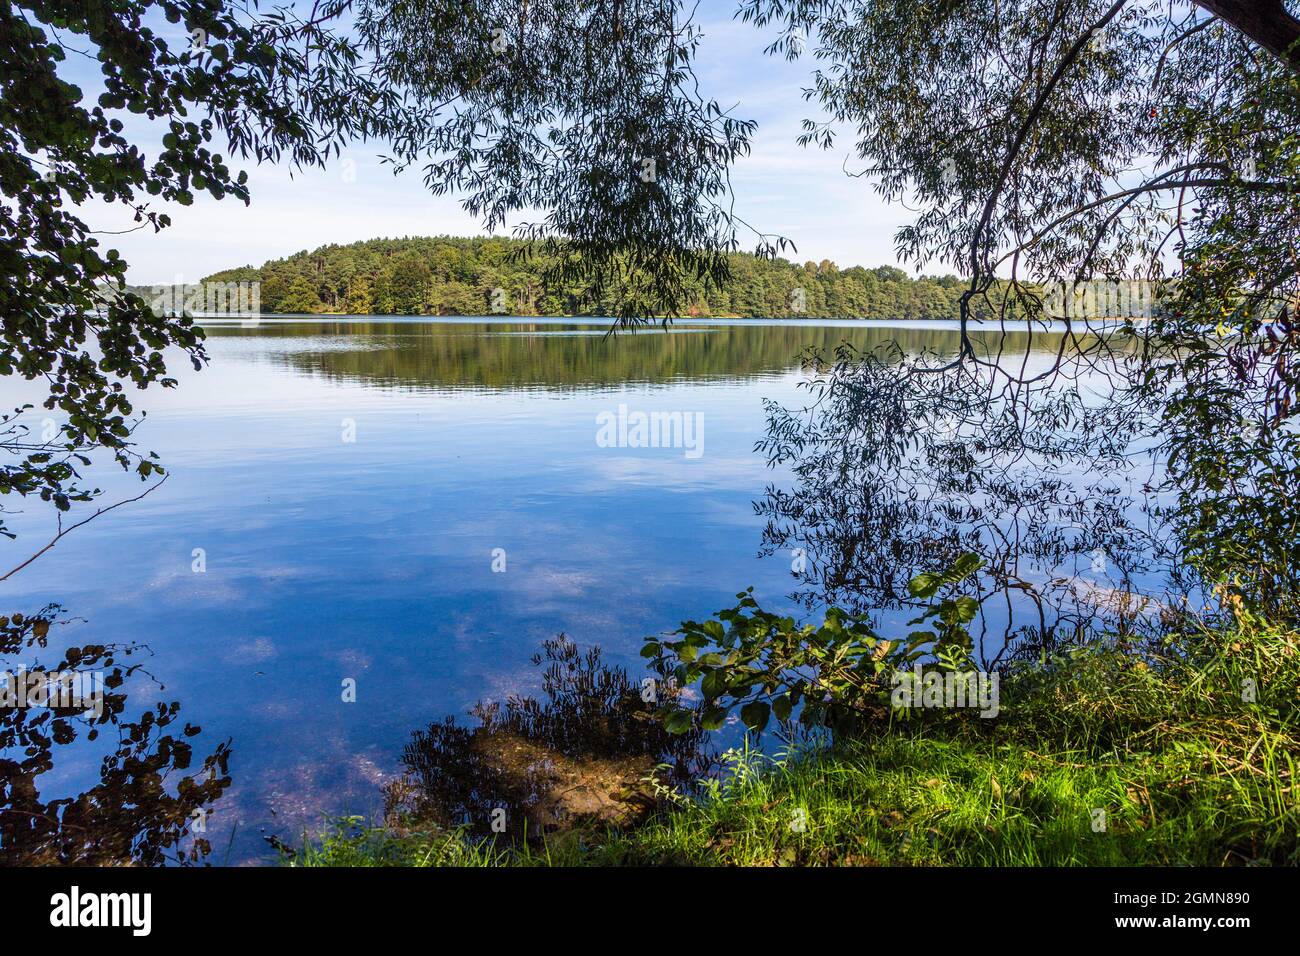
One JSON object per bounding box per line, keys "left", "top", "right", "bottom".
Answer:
{"left": 379, "top": 635, "right": 710, "bottom": 843}
{"left": 6, "top": 0, "right": 1300, "bottom": 871}
{"left": 293, "top": 597, "right": 1298, "bottom": 867}
{"left": 291, "top": 558, "right": 1299, "bottom": 867}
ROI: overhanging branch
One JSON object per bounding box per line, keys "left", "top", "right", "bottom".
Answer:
{"left": 1195, "top": 0, "right": 1300, "bottom": 73}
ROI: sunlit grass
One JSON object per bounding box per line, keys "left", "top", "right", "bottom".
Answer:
{"left": 292, "top": 613, "right": 1299, "bottom": 867}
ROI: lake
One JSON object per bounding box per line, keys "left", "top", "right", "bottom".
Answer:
{"left": 0, "top": 316, "right": 1111, "bottom": 864}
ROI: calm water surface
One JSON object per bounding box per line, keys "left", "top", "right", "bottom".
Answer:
{"left": 0, "top": 316, "right": 1072, "bottom": 863}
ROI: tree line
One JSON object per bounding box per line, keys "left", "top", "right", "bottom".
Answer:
{"left": 200, "top": 236, "right": 966, "bottom": 319}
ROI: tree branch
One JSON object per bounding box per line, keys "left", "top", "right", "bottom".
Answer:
{"left": 969, "top": 0, "right": 1130, "bottom": 279}
{"left": 994, "top": 165, "right": 1294, "bottom": 269}
{"left": 1195, "top": 0, "right": 1300, "bottom": 73}
{"left": 0, "top": 476, "right": 168, "bottom": 582}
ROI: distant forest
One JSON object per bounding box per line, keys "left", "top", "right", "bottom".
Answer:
{"left": 198, "top": 236, "right": 966, "bottom": 319}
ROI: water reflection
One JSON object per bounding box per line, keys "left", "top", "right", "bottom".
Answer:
{"left": 204, "top": 317, "right": 1080, "bottom": 391}
{"left": 381, "top": 636, "right": 709, "bottom": 841}
{"left": 0, "top": 318, "right": 1151, "bottom": 864}
{"left": 0, "top": 605, "right": 232, "bottom": 865}
{"left": 754, "top": 334, "right": 1180, "bottom": 664}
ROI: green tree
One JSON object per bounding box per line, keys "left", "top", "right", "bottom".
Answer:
{"left": 436, "top": 280, "right": 481, "bottom": 316}
{"left": 258, "top": 275, "right": 290, "bottom": 314}
{"left": 342, "top": 275, "right": 374, "bottom": 315}
{"left": 383, "top": 255, "right": 433, "bottom": 315}
{"left": 746, "top": 0, "right": 1300, "bottom": 625}
{"left": 0, "top": 0, "right": 416, "bottom": 544}
{"left": 277, "top": 277, "right": 323, "bottom": 314}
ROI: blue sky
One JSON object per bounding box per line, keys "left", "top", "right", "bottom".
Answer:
{"left": 69, "top": 2, "right": 915, "bottom": 283}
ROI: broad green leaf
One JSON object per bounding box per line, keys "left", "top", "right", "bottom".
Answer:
{"left": 740, "top": 700, "right": 770, "bottom": 733}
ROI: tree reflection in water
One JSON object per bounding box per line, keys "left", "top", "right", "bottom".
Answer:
{"left": 0, "top": 605, "right": 232, "bottom": 865}
{"left": 755, "top": 340, "right": 1191, "bottom": 664}
{"left": 385, "top": 635, "right": 710, "bottom": 842}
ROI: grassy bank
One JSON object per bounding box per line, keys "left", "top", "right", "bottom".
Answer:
{"left": 290, "top": 613, "right": 1299, "bottom": 867}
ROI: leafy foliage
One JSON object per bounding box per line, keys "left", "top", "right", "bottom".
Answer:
{"left": 355, "top": 0, "right": 780, "bottom": 321}
{"left": 202, "top": 234, "right": 967, "bottom": 318}
{"left": 0, "top": 606, "right": 231, "bottom": 865}
{"left": 739, "top": 0, "right": 1300, "bottom": 626}
{"left": 643, "top": 555, "right": 986, "bottom": 736}
{"left": 0, "top": 0, "right": 417, "bottom": 539}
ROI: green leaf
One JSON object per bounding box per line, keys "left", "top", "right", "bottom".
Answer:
{"left": 772, "top": 694, "right": 793, "bottom": 721}
{"left": 948, "top": 552, "right": 985, "bottom": 582}
{"left": 953, "top": 595, "right": 979, "bottom": 623}
{"left": 701, "top": 706, "right": 728, "bottom": 730}
{"left": 740, "top": 701, "right": 770, "bottom": 733}
{"left": 908, "top": 571, "right": 941, "bottom": 598}
{"left": 664, "top": 710, "right": 693, "bottom": 735}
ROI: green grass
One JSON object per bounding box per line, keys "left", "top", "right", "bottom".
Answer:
{"left": 290, "top": 613, "right": 1300, "bottom": 866}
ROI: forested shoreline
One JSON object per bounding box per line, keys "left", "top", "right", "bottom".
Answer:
{"left": 196, "top": 235, "right": 966, "bottom": 319}
{"left": 7, "top": 0, "right": 1300, "bottom": 882}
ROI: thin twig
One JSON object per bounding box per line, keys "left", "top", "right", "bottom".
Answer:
{"left": 0, "top": 476, "right": 169, "bottom": 582}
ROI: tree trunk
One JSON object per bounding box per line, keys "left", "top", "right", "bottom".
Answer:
{"left": 1195, "top": 0, "right": 1300, "bottom": 72}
